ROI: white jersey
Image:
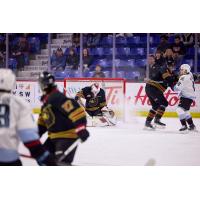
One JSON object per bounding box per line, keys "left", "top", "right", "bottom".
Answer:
{"left": 174, "top": 73, "right": 196, "bottom": 100}
{"left": 0, "top": 92, "right": 39, "bottom": 162}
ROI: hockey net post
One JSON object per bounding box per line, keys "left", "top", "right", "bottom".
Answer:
{"left": 64, "top": 78, "right": 126, "bottom": 122}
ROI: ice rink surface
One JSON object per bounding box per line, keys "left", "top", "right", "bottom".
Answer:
{"left": 20, "top": 116, "right": 200, "bottom": 166}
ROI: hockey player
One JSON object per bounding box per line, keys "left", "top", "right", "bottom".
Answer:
{"left": 174, "top": 64, "right": 196, "bottom": 132}
{"left": 75, "top": 83, "right": 116, "bottom": 126}
{"left": 38, "top": 71, "right": 89, "bottom": 165}
{"left": 0, "top": 69, "right": 55, "bottom": 166}
{"left": 145, "top": 56, "right": 178, "bottom": 129}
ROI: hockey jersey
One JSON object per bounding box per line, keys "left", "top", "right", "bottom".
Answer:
{"left": 75, "top": 86, "right": 107, "bottom": 112}
{"left": 174, "top": 73, "right": 196, "bottom": 100}
{"left": 0, "top": 92, "right": 39, "bottom": 162}
{"left": 38, "top": 88, "right": 87, "bottom": 140}
{"left": 147, "top": 65, "right": 177, "bottom": 92}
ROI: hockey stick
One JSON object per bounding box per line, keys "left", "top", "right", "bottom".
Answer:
{"left": 20, "top": 138, "right": 82, "bottom": 162}
{"left": 58, "top": 138, "right": 82, "bottom": 162}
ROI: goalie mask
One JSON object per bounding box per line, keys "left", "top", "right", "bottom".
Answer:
{"left": 91, "top": 83, "right": 100, "bottom": 97}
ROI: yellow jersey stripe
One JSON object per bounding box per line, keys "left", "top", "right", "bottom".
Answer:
{"left": 69, "top": 107, "right": 85, "bottom": 119}
{"left": 71, "top": 111, "right": 86, "bottom": 122}
{"left": 48, "top": 129, "right": 78, "bottom": 139}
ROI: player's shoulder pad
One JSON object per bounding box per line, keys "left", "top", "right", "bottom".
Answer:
{"left": 12, "top": 95, "right": 32, "bottom": 112}
{"left": 48, "top": 90, "right": 66, "bottom": 103}
{"left": 179, "top": 75, "right": 186, "bottom": 81}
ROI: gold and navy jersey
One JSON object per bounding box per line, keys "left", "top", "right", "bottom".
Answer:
{"left": 75, "top": 86, "right": 107, "bottom": 112}
{"left": 38, "top": 89, "right": 86, "bottom": 140}
{"left": 147, "top": 65, "right": 175, "bottom": 92}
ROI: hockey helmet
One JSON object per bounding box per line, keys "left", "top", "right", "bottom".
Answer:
{"left": 38, "top": 71, "right": 56, "bottom": 92}
{"left": 0, "top": 69, "right": 16, "bottom": 92}
{"left": 180, "top": 64, "right": 191, "bottom": 73}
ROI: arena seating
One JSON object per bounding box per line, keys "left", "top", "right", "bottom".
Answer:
{"left": 9, "top": 33, "right": 199, "bottom": 80}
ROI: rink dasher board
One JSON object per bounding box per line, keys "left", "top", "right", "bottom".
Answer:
{"left": 14, "top": 80, "right": 200, "bottom": 118}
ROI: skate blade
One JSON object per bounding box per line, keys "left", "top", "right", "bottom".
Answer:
{"left": 143, "top": 126, "right": 156, "bottom": 131}
{"left": 179, "top": 130, "right": 189, "bottom": 134}
{"left": 154, "top": 124, "right": 166, "bottom": 129}
{"left": 188, "top": 129, "right": 199, "bottom": 133}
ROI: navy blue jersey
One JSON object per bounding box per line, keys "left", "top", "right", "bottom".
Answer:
{"left": 38, "top": 89, "right": 87, "bottom": 140}
{"left": 75, "top": 86, "right": 107, "bottom": 113}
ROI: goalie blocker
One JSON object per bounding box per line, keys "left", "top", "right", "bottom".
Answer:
{"left": 75, "top": 83, "right": 117, "bottom": 127}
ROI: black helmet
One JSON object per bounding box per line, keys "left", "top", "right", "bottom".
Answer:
{"left": 38, "top": 71, "right": 56, "bottom": 93}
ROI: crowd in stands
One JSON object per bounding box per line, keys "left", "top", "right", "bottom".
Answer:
{"left": 50, "top": 33, "right": 199, "bottom": 80}
{"left": 0, "top": 34, "right": 6, "bottom": 68}
{"left": 1, "top": 33, "right": 200, "bottom": 81}
{"left": 8, "top": 33, "right": 47, "bottom": 71}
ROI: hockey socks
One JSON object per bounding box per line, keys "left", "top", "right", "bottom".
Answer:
{"left": 154, "top": 106, "right": 166, "bottom": 127}
{"left": 145, "top": 109, "right": 156, "bottom": 129}
{"left": 155, "top": 105, "right": 165, "bottom": 120}
{"left": 146, "top": 109, "right": 156, "bottom": 122}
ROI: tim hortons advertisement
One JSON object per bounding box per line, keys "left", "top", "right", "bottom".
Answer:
{"left": 126, "top": 83, "right": 200, "bottom": 114}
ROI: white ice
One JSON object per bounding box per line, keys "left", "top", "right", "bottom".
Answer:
{"left": 20, "top": 116, "right": 200, "bottom": 166}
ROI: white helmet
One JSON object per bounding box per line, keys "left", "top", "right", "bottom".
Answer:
{"left": 91, "top": 82, "right": 100, "bottom": 96}
{"left": 0, "top": 69, "right": 16, "bottom": 92}
{"left": 180, "top": 64, "right": 191, "bottom": 73}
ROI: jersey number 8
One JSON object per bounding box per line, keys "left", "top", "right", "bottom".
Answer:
{"left": 0, "top": 104, "right": 10, "bottom": 128}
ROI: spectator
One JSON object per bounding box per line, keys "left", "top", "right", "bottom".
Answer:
{"left": 181, "top": 33, "right": 194, "bottom": 48}
{"left": 154, "top": 49, "right": 165, "bottom": 67}
{"left": 157, "top": 34, "right": 170, "bottom": 53}
{"left": 148, "top": 55, "right": 156, "bottom": 68}
{"left": 86, "top": 33, "right": 101, "bottom": 47}
{"left": 163, "top": 48, "right": 175, "bottom": 67}
{"left": 72, "top": 33, "right": 80, "bottom": 47}
{"left": 171, "top": 35, "right": 186, "bottom": 67}
{"left": 83, "top": 48, "right": 92, "bottom": 71}
{"left": 51, "top": 48, "right": 66, "bottom": 71}
{"left": 10, "top": 39, "right": 25, "bottom": 70}
{"left": 0, "top": 36, "right": 6, "bottom": 68}
{"left": 92, "top": 65, "right": 105, "bottom": 78}
{"left": 19, "top": 36, "right": 29, "bottom": 54}
{"left": 66, "top": 48, "right": 79, "bottom": 70}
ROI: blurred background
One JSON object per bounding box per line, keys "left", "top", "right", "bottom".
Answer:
{"left": 1, "top": 33, "right": 199, "bottom": 81}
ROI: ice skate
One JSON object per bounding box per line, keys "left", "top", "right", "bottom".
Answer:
{"left": 179, "top": 125, "right": 188, "bottom": 133}
{"left": 154, "top": 118, "right": 166, "bottom": 129}
{"left": 188, "top": 124, "right": 198, "bottom": 132}
{"left": 144, "top": 121, "right": 155, "bottom": 130}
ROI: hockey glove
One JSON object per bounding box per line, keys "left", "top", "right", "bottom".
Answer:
{"left": 77, "top": 129, "right": 90, "bottom": 142}
{"left": 36, "top": 151, "right": 56, "bottom": 166}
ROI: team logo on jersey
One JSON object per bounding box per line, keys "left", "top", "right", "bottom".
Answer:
{"left": 88, "top": 97, "right": 98, "bottom": 107}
